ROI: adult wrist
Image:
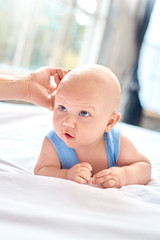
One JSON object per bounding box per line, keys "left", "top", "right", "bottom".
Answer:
{"left": 0, "top": 74, "right": 27, "bottom": 101}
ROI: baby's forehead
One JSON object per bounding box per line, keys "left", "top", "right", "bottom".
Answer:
{"left": 61, "top": 68, "right": 109, "bottom": 88}
{"left": 58, "top": 64, "right": 120, "bottom": 99}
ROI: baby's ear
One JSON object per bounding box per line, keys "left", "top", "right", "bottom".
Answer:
{"left": 105, "top": 112, "right": 121, "bottom": 132}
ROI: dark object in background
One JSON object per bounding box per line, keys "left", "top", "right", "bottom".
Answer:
{"left": 123, "top": 0, "right": 155, "bottom": 126}
{"left": 123, "top": 66, "right": 142, "bottom": 126}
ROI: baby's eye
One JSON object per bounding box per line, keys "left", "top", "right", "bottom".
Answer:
{"left": 59, "top": 105, "right": 66, "bottom": 112}
{"left": 80, "top": 111, "right": 90, "bottom": 117}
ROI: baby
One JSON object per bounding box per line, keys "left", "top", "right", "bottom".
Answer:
{"left": 34, "top": 64, "right": 151, "bottom": 188}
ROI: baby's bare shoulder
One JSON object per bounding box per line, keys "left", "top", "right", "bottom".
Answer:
{"left": 34, "top": 137, "right": 61, "bottom": 173}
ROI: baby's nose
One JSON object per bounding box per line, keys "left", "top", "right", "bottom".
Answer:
{"left": 63, "top": 115, "right": 76, "bottom": 128}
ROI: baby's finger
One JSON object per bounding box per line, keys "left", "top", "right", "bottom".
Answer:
{"left": 93, "top": 169, "right": 111, "bottom": 179}
{"left": 80, "top": 162, "right": 92, "bottom": 172}
{"left": 80, "top": 170, "right": 92, "bottom": 183}
{"left": 92, "top": 174, "right": 113, "bottom": 185}
{"left": 79, "top": 167, "right": 92, "bottom": 177}
{"left": 103, "top": 179, "right": 117, "bottom": 188}
{"left": 74, "top": 175, "right": 90, "bottom": 184}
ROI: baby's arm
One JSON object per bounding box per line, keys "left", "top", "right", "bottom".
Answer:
{"left": 93, "top": 133, "right": 151, "bottom": 188}
{"left": 34, "top": 137, "right": 92, "bottom": 184}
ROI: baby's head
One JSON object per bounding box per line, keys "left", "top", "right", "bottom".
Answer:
{"left": 53, "top": 64, "right": 121, "bottom": 148}
{"left": 56, "top": 64, "right": 121, "bottom": 114}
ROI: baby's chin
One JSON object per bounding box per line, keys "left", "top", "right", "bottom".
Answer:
{"left": 61, "top": 134, "right": 77, "bottom": 149}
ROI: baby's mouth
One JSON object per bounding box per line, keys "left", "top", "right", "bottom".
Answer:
{"left": 64, "top": 132, "right": 74, "bottom": 139}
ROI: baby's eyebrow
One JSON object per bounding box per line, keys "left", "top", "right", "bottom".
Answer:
{"left": 79, "top": 105, "right": 96, "bottom": 111}
{"left": 55, "top": 95, "right": 65, "bottom": 102}
{"left": 55, "top": 94, "right": 96, "bottom": 112}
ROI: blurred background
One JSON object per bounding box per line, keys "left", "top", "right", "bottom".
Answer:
{"left": 0, "top": 0, "right": 160, "bottom": 131}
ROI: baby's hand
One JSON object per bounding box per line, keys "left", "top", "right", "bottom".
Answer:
{"left": 92, "top": 167, "right": 126, "bottom": 188}
{"left": 66, "top": 162, "right": 92, "bottom": 184}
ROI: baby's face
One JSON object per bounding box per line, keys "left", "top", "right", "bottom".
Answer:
{"left": 53, "top": 67, "right": 116, "bottom": 150}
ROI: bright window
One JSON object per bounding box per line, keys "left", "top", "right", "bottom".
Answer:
{"left": 0, "top": 0, "right": 111, "bottom": 72}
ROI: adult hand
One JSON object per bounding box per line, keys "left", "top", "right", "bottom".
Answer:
{"left": 26, "top": 66, "right": 68, "bottom": 110}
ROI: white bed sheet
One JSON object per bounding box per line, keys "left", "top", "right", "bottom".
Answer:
{"left": 0, "top": 102, "right": 160, "bottom": 240}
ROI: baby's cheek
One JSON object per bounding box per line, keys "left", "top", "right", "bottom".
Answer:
{"left": 53, "top": 112, "right": 61, "bottom": 129}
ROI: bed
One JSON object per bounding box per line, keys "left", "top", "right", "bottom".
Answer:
{"left": 0, "top": 102, "right": 160, "bottom": 240}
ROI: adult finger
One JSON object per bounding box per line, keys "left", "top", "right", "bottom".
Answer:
{"left": 56, "top": 68, "right": 67, "bottom": 79}
{"left": 54, "top": 74, "right": 61, "bottom": 86}
{"left": 45, "top": 67, "right": 58, "bottom": 76}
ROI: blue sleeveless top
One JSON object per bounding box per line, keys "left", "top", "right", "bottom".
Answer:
{"left": 46, "top": 128, "right": 121, "bottom": 169}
